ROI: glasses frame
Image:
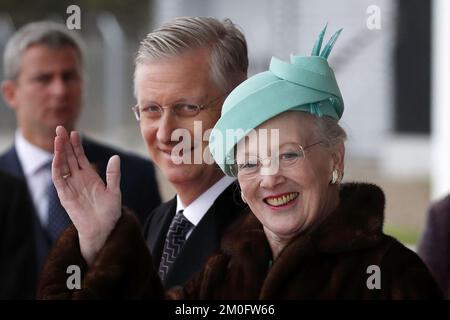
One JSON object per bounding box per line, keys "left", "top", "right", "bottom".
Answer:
{"left": 231, "top": 141, "right": 325, "bottom": 179}
{"left": 132, "top": 91, "right": 230, "bottom": 121}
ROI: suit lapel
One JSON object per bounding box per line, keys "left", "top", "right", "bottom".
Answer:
{"left": 0, "top": 145, "right": 25, "bottom": 178}
{"left": 144, "top": 198, "right": 177, "bottom": 268}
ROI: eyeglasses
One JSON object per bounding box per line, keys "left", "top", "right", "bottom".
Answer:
{"left": 132, "top": 91, "right": 230, "bottom": 121}
{"left": 230, "top": 141, "right": 324, "bottom": 179}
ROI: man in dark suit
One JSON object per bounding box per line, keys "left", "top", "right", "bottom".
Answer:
{"left": 39, "top": 17, "right": 249, "bottom": 290}
{"left": 144, "top": 180, "right": 246, "bottom": 288}
{"left": 0, "top": 171, "right": 36, "bottom": 299}
{"left": 135, "top": 17, "right": 249, "bottom": 288}
{"left": 0, "top": 21, "right": 161, "bottom": 298}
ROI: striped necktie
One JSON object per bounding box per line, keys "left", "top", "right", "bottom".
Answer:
{"left": 45, "top": 162, "right": 71, "bottom": 242}
{"left": 158, "top": 210, "right": 193, "bottom": 281}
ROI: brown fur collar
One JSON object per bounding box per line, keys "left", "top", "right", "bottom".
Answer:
{"left": 218, "top": 183, "right": 386, "bottom": 298}
{"left": 37, "top": 208, "right": 163, "bottom": 299}
{"left": 221, "top": 182, "right": 386, "bottom": 259}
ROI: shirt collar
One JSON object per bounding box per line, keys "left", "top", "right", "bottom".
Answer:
{"left": 176, "top": 175, "right": 235, "bottom": 226}
{"left": 15, "top": 130, "right": 53, "bottom": 175}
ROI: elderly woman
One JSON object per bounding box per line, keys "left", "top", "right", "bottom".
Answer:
{"left": 38, "top": 27, "right": 441, "bottom": 299}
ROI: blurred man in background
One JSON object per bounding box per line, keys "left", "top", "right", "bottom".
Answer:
{"left": 0, "top": 21, "right": 161, "bottom": 298}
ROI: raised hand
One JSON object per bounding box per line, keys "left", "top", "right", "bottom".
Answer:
{"left": 52, "top": 126, "right": 122, "bottom": 265}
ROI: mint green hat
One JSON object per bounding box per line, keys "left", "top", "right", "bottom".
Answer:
{"left": 209, "top": 25, "right": 344, "bottom": 176}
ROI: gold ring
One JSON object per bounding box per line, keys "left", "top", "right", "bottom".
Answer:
{"left": 62, "top": 173, "right": 71, "bottom": 179}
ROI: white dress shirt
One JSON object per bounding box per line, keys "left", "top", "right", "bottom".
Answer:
{"left": 15, "top": 131, "right": 53, "bottom": 226}
{"left": 176, "top": 175, "right": 235, "bottom": 239}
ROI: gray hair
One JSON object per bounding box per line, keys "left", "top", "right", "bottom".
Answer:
{"left": 3, "top": 21, "right": 84, "bottom": 80}
{"left": 134, "top": 16, "right": 248, "bottom": 95}
{"left": 313, "top": 115, "right": 347, "bottom": 148}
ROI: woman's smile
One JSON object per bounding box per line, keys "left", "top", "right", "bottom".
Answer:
{"left": 263, "top": 192, "right": 299, "bottom": 210}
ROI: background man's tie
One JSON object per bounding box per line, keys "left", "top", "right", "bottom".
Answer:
{"left": 45, "top": 162, "right": 71, "bottom": 242}
{"left": 158, "top": 210, "right": 193, "bottom": 281}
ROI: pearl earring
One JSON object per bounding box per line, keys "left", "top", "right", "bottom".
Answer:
{"left": 331, "top": 169, "right": 340, "bottom": 185}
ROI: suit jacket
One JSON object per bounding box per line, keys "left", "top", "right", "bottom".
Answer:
{"left": 0, "top": 136, "right": 161, "bottom": 298}
{"left": 143, "top": 181, "right": 247, "bottom": 288}
{"left": 0, "top": 171, "right": 36, "bottom": 299}
{"left": 418, "top": 194, "right": 450, "bottom": 298}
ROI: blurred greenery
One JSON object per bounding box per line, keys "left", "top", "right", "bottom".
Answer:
{"left": 384, "top": 224, "right": 420, "bottom": 246}
{"left": 0, "top": 0, "right": 153, "bottom": 39}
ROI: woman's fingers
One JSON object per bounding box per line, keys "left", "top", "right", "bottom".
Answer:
{"left": 106, "top": 155, "right": 121, "bottom": 193}
{"left": 60, "top": 129, "right": 80, "bottom": 175}
{"left": 52, "top": 137, "right": 63, "bottom": 185}
{"left": 52, "top": 136, "right": 71, "bottom": 196}
{"left": 54, "top": 128, "right": 71, "bottom": 178}
{"left": 70, "top": 131, "right": 90, "bottom": 169}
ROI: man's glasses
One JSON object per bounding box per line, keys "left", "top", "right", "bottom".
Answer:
{"left": 230, "top": 141, "right": 324, "bottom": 179}
{"left": 132, "top": 91, "right": 230, "bottom": 121}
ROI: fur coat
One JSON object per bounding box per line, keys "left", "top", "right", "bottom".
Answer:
{"left": 37, "top": 183, "right": 442, "bottom": 299}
